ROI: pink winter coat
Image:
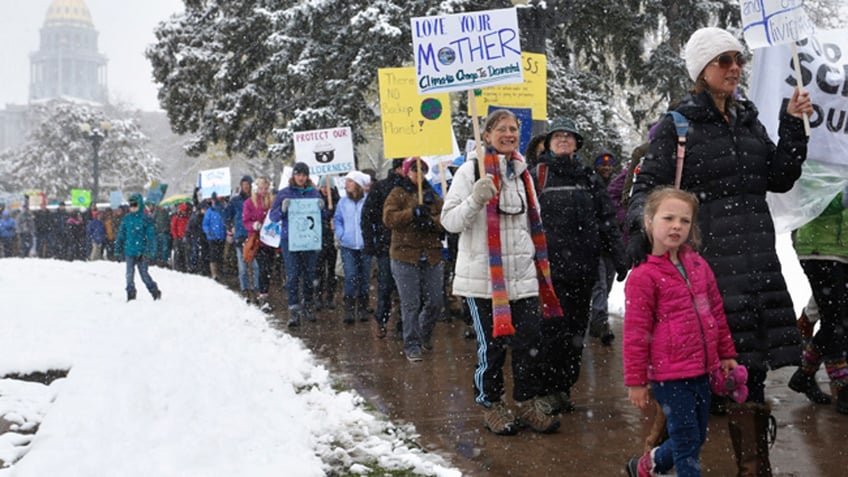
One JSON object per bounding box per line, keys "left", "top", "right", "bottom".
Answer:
{"left": 242, "top": 193, "right": 271, "bottom": 246}
{"left": 623, "top": 245, "right": 736, "bottom": 387}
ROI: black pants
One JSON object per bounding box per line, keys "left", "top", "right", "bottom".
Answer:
{"left": 541, "top": 279, "right": 594, "bottom": 395}
{"left": 316, "top": 244, "right": 337, "bottom": 300}
{"left": 256, "top": 246, "right": 276, "bottom": 294}
{"left": 466, "top": 296, "right": 544, "bottom": 405}
{"left": 801, "top": 259, "right": 848, "bottom": 358}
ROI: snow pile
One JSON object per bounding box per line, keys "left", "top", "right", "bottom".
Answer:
{"left": 0, "top": 259, "right": 459, "bottom": 476}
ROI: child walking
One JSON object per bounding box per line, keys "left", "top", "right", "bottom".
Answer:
{"left": 624, "top": 187, "right": 739, "bottom": 477}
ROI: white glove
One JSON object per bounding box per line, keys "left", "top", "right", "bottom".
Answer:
{"left": 317, "top": 198, "right": 326, "bottom": 210}
{"left": 471, "top": 176, "right": 497, "bottom": 205}
{"left": 253, "top": 221, "right": 261, "bottom": 231}
{"left": 281, "top": 199, "right": 291, "bottom": 213}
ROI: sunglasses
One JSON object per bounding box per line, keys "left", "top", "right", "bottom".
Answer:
{"left": 128, "top": 202, "right": 139, "bottom": 208}
{"left": 713, "top": 52, "right": 748, "bottom": 69}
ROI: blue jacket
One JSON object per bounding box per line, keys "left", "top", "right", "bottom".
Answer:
{"left": 115, "top": 194, "right": 157, "bottom": 258}
{"left": 334, "top": 195, "right": 366, "bottom": 250}
{"left": 86, "top": 218, "right": 106, "bottom": 244}
{"left": 224, "top": 192, "right": 250, "bottom": 241}
{"left": 269, "top": 185, "right": 321, "bottom": 241}
{"left": 0, "top": 212, "right": 16, "bottom": 238}
{"left": 202, "top": 207, "right": 227, "bottom": 240}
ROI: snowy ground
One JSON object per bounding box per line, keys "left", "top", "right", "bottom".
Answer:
{"left": 0, "top": 258, "right": 460, "bottom": 477}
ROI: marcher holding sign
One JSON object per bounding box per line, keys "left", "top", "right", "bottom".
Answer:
{"left": 269, "top": 162, "right": 324, "bottom": 327}
{"left": 623, "top": 27, "right": 814, "bottom": 477}
{"left": 441, "top": 109, "right": 562, "bottom": 436}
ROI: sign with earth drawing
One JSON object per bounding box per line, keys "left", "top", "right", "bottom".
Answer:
{"left": 411, "top": 7, "right": 523, "bottom": 94}
{"left": 379, "top": 67, "right": 453, "bottom": 157}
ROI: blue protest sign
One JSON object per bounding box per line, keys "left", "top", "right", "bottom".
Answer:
{"left": 287, "top": 198, "right": 322, "bottom": 252}
{"left": 488, "top": 106, "right": 532, "bottom": 155}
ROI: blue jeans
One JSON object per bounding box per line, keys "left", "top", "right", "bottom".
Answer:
{"left": 340, "top": 247, "right": 371, "bottom": 298}
{"left": 281, "top": 248, "right": 318, "bottom": 308}
{"left": 651, "top": 375, "right": 711, "bottom": 477}
{"left": 235, "top": 242, "right": 260, "bottom": 291}
{"left": 391, "top": 260, "right": 442, "bottom": 355}
{"left": 125, "top": 256, "right": 158, "bottom": 293}
{"left": 590, "top": 255, "right": 615, "bottom": 327}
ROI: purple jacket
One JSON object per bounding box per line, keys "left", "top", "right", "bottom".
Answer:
{"left": 607, "top": 168, "right": 628, "bottom": 239}
{"left": 623, "top": 245, "right": 736, "bottom": 386}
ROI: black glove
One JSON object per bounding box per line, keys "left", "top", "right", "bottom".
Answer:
{"left": 412, "top": 205, "right": 434, "bottom": 230}
{"left": 625, "top": 229, "right": 651, "bottom": 268}
{"left": 615, "top": 261, "right": 629, "bottom": 282}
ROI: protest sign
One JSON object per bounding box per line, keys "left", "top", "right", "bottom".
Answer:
{"left": 471, "top": 52, "right": 546, "bottom": 119}
{"left": 109, "top": 191, "right": 123, "bottom": 209}
{"left": 197, "top": 167, "right": 231, "bottom": 200}
{"left": 293, "top": 127, "right": 355, "bottom": 176}
{"left": 259, "top": 213, "right": 281, "bottom": 248}
{"left": 411, "top": 8, "right": 523, "bottom": 94}
{"left": 751, "top": 29, "right": 848, "bottom": 232}
{"left": 379, "top": 67, "right": 454, "bottom": 157}
{"left": 71, "top": 189, "right": 91, "bottom": 208}
{"left": 487, "top": 106, "right": 532, "bottom": 154}
{"left": 740, "top": 0, "right": 816, "bottom": 49}
{"left": 287, "top": 198, "right": 322, "bottom": 252}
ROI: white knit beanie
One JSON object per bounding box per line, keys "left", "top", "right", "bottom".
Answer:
{"left": 684, "top": 27, "right": 745, "bottom": 82}
{"left": 345, "top": 171, "right": 370, "bottom": 189}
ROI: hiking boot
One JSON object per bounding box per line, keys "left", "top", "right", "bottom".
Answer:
{"left": 375, "top": 323, "right": 387, "bottom": 339}
{"left": 516, "top": 397, "right": 560, "bottom": 433}
{"left": 343, "top": 296, "right": 355, "bottom": 324}
{"left": 257, "top": 293, "right": 273, "bottom": 312}
{"left": 599, "top": 322, "right": 615, "bottom": 346}
{"left": 537, "top": 393, "right": 562, "bottom": 415}
{"left": 127, "top": 289, "right": 137, "bottom": 302}
{"left": 357, "top": 296, "right": 370, "bottom": 321}
{"left": 150, "top": 288, "right": 162, "bottom": 301}
{"left": 242, "top": 290, "right": 252, "bottom": 304}
{"left": 287, "top": 306, "right": 301, "bottom": 328}
{"left": 788, "top": 368, "right": 832, "bottom": 404}
{"left": 303, "top": 303, "right": 317, "bottom": 322}
{"left": 546, "top": 391, "right": 575, "bottom": 414}
{"left": 405, "top": 349, "right": 423, "bottom": 362}
{"left": 483, "top": 401, "right": 518, "bottom": 436}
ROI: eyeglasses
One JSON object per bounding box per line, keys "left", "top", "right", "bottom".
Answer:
{"left": 492, "top": 125, "right": 519, "bottom": 134}
{"left": 497, "top": 188, "right": 526, "bottom": 216}
{"left": 712, "top": 52, "right": 748, "bottom": 69}
{"left": 550, "top": 131, "right": 574, "bottom": 141}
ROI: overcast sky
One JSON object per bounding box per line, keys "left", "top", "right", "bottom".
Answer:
{"left": 0, "top": 0, "right": 184, "bottom": 112}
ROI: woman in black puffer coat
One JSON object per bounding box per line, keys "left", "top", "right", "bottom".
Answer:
{"left": 625, "top": 27, "right": 813, "bottom": 476}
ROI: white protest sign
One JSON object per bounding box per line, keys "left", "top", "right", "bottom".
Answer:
{"left": 740, "top": 0, "right": 816, "bottom": 49}
{"left": 751, "top": 29, "right": 848, "bottom": 232}
{"left": 196, "top": 167, "right": 231, "bottom": 200}
{"left": 411, "top": 8, "right": 522, "bottom": 94}
{"left": 293, "top": 127, "right": 355, "bottom": 176}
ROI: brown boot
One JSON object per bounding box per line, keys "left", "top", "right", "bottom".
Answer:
{"left": 516, "top": 397, "right": 560, "bottom": 433}
{"left": 728, "top": 403, "right": 773, "bottom": 477}
{"left": 482, "top": 401, "right": 518, "bottom": 436}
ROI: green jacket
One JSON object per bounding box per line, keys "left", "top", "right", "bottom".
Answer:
{"left": 794, "top": 193, "right": 848, "bottom": 259}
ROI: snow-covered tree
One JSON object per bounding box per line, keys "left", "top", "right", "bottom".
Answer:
{"left": 0, "top": 101, "right": 161, "bottom": 202}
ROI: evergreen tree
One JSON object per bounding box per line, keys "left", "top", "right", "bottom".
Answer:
{"left": 0, "top": 101, "right": 161, "bottom": 202}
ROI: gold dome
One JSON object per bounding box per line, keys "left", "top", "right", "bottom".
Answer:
{"left": 44, "top": 0, "right": 94, "bottom": 29}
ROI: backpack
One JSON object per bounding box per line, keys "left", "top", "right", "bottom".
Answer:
{"left": 667, "top": 111, "right": 689, "bottom": 189}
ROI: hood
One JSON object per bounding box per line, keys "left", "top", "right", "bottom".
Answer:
{"left": 129, "top": 193, "right": 145, "bottom": 211}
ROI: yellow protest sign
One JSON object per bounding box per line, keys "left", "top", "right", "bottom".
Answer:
{"left": 379, "top": 67, "right": 453, "bottom": 158}
{"left": 469, "top": 52, "right": 547, "bottom": 120}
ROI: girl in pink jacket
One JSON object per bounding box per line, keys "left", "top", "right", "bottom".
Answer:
{"left": 624, "top": 187, "right": 739, "bottom": 477}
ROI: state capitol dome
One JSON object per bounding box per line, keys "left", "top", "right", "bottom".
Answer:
{"left": 44, "top": 0, "right": 95, "bottom": 29}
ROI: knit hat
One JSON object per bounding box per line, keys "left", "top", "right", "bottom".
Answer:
{"left": 345, "top": 171, "right": 370, "bottom": 189}
{"left": 594, "top": 153, "right": 615, "bottom": 167}
{"left": 292, "top": 162, "right": 310, "bottom": 176}
{"left": 402, "top": 157, "right": 429, "bottom": 176}
{"left": 391, "top": 158, "right": 405, "bottom": 170}
{"left": 546, "top": 117, "right": 584, "bottom": 151}
{"left": 240, "top": 175, "right": 254, "bottom": 184}
{"left": 684, "top": 27, "right": 745, "bottom": 82}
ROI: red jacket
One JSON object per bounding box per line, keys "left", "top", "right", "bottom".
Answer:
{"left": 623, "top": 245, "right": 736, "bottom": 387}
{"left": 170, "top": 213, "right": 189, "bottom": 239}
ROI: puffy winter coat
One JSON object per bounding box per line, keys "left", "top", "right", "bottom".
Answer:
{"left": 535, "top": 156, "right": 625, "bottom": 283}
{"left": 383, "top": 179, "right": 443, "bottom": 265}
{"left": 0, "top": 212, "right": 16, "bottom": 238}
{"left": 115, "top": 194, "right": 156, "bottom": 259}
{"left": 225, "top": 192, "right": 250, "bottom": 242}
{"left": 627, "top": 91, "right": 807, "bottom": 373}
{"left": 441, "top": 153, "right": 538, "bottom": 300}
{"left": 334, "top": 194, "right": 367, "bottom": 250}
{"left": 242, "top": 193, "right": 272, "bottom": 246}
{"left": 624, "top": 246, "right": 737, "bottom": 386}
{"left": 361, "top": 172, "right": 404, "bottom": 257}
{"left": 202, "top": 207, "right": 227, "bottom": 241}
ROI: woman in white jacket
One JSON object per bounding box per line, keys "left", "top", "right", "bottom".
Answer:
{"left": 441, "top": 109, "right": 561, "bottom": 436}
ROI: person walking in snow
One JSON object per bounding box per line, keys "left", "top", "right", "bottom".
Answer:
{"left": 115, "top": 194, "right": 161, "bottom": 302}
{"left": 242, "top": 176, "right": 276, "bottom": 311}
{"left": 624, "top": 187, "right": 740, "bottom": 477}
{"left": 625, "top": 27, "right": 814, "bottom": 475}
{"left": 334, "top": 170, "right": 371, "bottom": 325}
{"left": 441, "top": 109, "right": 561, "bottom": 436}
{"left": 0, "top": 209, "right": 17, "bottom": 258}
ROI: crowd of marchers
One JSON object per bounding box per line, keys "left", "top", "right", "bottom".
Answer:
{"left": 4, "top": 25, "right": 848, "bottom": 477}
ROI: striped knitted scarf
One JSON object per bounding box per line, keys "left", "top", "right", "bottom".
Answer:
{"left": 484, "top": 150, "right": 563, "bottom": 337}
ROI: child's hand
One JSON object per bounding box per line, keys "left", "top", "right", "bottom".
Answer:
{"left": 721, "top": 358, "right": 739, "bottom": 375}
{"left": 628, "top": 386, "right": 651, "bottom": 410}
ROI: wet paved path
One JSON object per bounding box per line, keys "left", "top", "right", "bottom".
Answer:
{"left": 256, "top": 285, "right": 848, "bottom": 476}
